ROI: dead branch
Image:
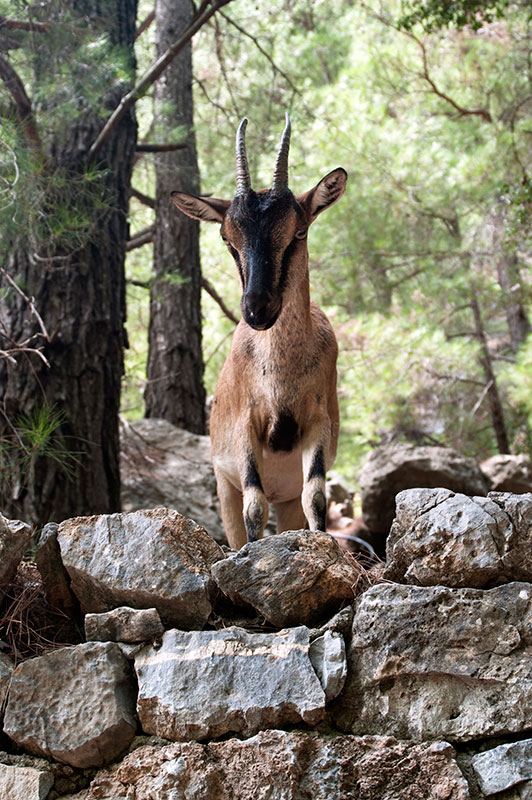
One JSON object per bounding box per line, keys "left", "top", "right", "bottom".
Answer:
{"left": 202, "top": 276, "right": 239, "bottom": 324}
{"left": 136, "top": 141, "right": 187, "bottom": 152}
{"left": 89, "top": 0, "right": 234, "bottom": 159}
{"left": 130, "top": 186, "right": 156, "bottom": 208}
{"left": 0, "top": 16, "right": 50, "bottom": 32}
{"left": 0, "top": 266, "right": 49, "bottom": 341}
{"left": 135, "top": 9, "right": 155, "bottom": 40}
{"left": 126, "top": 226, "right": 154, "bottom": 251}
{"left": 0, "top": 55, "right": 42, "bottom": 153}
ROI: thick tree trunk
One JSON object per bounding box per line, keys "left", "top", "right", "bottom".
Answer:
{"left": 0, "top": 0, "right": 137, "bottom": 524}
{"left": 144, "top": 0, "right": 206, "bottom": 434}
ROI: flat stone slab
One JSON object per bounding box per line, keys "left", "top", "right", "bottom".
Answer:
{"left": 135, "top": 626, "right": 326, "bottom": 741}
{"left": 384, "top": 489, "right": 532, "bottom": 587}
{"left": 85, "top": 606, "right": 164, "bottom": 643}
{"left": 4, "top": 642, "right": 137, "bottom": 768}
{"left": 57, "top": 508, "right": 225, "bottom": 628}
{"left": 0, "top": 763, "right": 54, "bottom": 800}
{"left": 68, "top": 731, "right": 470, "bottom": 800}
{"left": 211, "top": 530, "right": 361, "bottom": 627}
{"left": 333, "top": 581, "right": 532, "bottom": 742}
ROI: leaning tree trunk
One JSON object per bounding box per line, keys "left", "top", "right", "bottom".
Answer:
{"left": 0, "top": 0, "right": 138, "bottom": 524}
{"left": 144, "top": 0, "right": 206, "bottom": 434}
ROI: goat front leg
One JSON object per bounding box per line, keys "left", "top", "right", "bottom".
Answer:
{"left": 301, "top": 423, "right": 330, "bottom": 532}
{"left": 215, "top": 469, "right": 247, "bottom": 550}
{"left": 241, "top": 449, "right": 269, "bottom": 543}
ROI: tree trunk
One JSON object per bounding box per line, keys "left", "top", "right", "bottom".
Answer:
{"left": 144, "top": 0, "right": 206, "bottom": 434}
{"left": 496, "top": 252, "right": 531, "bottom": 353}
{"left": 0, "top": 0, "right": 138, "bottom": 524}
{"left": 470, "top": 288, "right": 510, "bottom": 454}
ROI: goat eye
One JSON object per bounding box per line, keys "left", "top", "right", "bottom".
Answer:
{"left": 295, "top": 229, "right": 307, "bottom": 240}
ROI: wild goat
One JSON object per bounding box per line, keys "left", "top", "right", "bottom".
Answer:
{"left": 172, "top": 115, "right": 347, "bottom": 549}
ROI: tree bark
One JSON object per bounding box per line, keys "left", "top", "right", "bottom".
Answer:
{"left": 144, "top": 0, "right": 206, "bottom": 434}
{"left": 0, "top": 0, "right": 138, "bottom": 524}
{"left": 496, "top": 252, "right": 531, "bottom": 353}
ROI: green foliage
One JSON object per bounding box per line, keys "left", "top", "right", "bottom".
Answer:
{"left": 0, "top": 404, "right": 80, "bottom": 504}
{"left": 398, "top": 0, "right": 510, "bottom": 31}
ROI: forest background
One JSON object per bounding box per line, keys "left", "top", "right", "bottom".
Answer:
{"left": 1, "top": 0, "right": 531, "bottom": 527}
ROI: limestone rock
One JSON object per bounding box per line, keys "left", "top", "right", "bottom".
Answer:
{"left": 35, "top": 522, "right": 78, "bottom": 614}
{"left": 333, "top": 581, "right": 532, "bottom": 742}
{"left": 211, "top": 530, "right": 360, "bottom": 627}
{"left": 135, "top": 626, "right": 325, "bottom": 741}
{"left": 120, "top": 417, "right": 225, "bottom": 543}
{"left": 309, "top": 630, "right": 347, "bottom": 701}
{"left": 359, "top": 444, "right": 488, "bottom": 535}
{"left": 384, "top": 488, "right": 532, "bottom": 587}
{"left": 85, "top": 607, "right": 164, "bottom": 643}
{"left": 0, "top": 513, "right": 32, "bottom": 600}
{"left": 4, "top": 642, "right": 137, "bottom": 768}
{"left": 481, "top": 454, "right": 532, "bottom": 494}
{"left": 0, "top": 763, "right": 54, "bottom": 800}
{"left": 57, "top": 508, "right": 225, "bottom": 628}
{"left": 0, "top": 653, "right": 14, "bottom": 724}
{"left": 68, "top": 731, "right": 470, "bottom": 800}
{"left": 472, "top": 740, "right": 532, "bottom": 795}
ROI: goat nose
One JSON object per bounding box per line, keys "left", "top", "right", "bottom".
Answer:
{"left": 244, "top": 290, "right": 269, "bottom": 320}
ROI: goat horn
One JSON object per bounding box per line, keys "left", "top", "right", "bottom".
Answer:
{"left": 271, "top": 113, "right": 291, "bottom": 194}
{"left": 235, "top": 117, "right": 251, "bottom": 195}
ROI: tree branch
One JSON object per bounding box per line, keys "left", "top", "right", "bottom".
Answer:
{"left": 130, "top": 186, "right": 156, "bottom": 208}
{"left": 126, "top": 226, "right": 154, "bottom": 251}
{"left": 135, "top": 10, "right": 155, "bottom": 40}
{"left": 0, "top": 16, "right": 50, "bottom": 32}
{"left": 202, "top": 276, "right": 239, "bottom": 324}
{"left": 136, "top": 141, "right": 187, "bottom": 152}
{"left": 89, "top": 0, "right": 234, "bottom": 159}
{"left": 0, "top": 55, "right": 42, "bottom": 153}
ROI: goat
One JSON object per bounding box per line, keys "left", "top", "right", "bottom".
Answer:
{"left": 172, "top": 115, "right": 347, "bottom": 549}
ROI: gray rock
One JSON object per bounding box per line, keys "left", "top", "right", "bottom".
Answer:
{"left": 135, "top": 626, "right": 325, "bottom": 741}
{"left": 0, "top": 513, "right": 32, "bottom": 600}
{"left": 34, "top": 523, "right": 78, "bottom": 614}
{"left": 120, "top": 417, "right": 225, "bottom": 543}
{"left": 85, "top": 607, "right": 164, "bottom": 643}
{"left": 309, "top": 630, "right": 347, "bottom": 701}
{"left": 333, "top": 581, "right": 532, "bottom": 742}
{"left": 74, "top": 731, "right": 470, "bottom": 800}
{"left": 211, "top": 530, "right": 361, "bottom": 627}
{"left": 57, "top": 508, "right": 225, "bottom": 628}
{"left": 359, "top": 444, "right": 488, "bottom": 535}
{"left": 0, "top": 653, "right": 14, "bottom": 724}
{"left": 0, "top": 763, "right": 54, "bottom": 800}
{"left": 4, "top": 642, "right": 137, "bottom": 768}
{"left": 384, "top": 488, "right": 532, "bottom": 587}
{"left": 472, "top": 740, "right": 532, "bottom": 795}
{"left": 481, "top": 454, "right": 532, "bottom": 494}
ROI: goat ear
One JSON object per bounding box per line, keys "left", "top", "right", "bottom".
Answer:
{"left": 298, "top": 168, "right": 347, "bottom": 222}
{"left": 171, "top": 192, "right": 230, "bottom": 223}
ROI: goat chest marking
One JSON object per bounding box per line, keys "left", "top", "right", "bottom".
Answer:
{"left": 268, "top": 411, "right": 299, "bottom": 452}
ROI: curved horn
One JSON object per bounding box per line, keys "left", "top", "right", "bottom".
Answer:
{"left": 271, "top": 113, "right": 291, "bottom": 194}
{"left": 235, "top": 117, "right": 251, "bottom": 195}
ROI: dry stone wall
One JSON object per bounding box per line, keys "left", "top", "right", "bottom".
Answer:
{"left": 1, "top": 492, "right": 532, "bottom": 798}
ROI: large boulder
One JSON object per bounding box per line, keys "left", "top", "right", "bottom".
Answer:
{"left": 134, "top": 626, "right": 328, "bottom": 741}
{"left": 4, "top": 642, "right": 137, "bottom": 768}
{"left": 63, "top": 731, "right": 470, "bottom": 800}
{"left": 384, "top": 489, "right": 532, "bottom": 587}
{"left": 333, "top": 581, "right": 532, "bottom": 742}
{"left": 120, "top": 417, "right": 224, "bottom": 543}
{"left": 57, "top": 508, "right": 225, "bottom": 628}
{"left": 359, "top": 444, "right": 488, "bottom": 537}
{"left": 481, "top": 454, "right": 532, "bottom": 494}
{"left": 211, "top": 530, "right": 362, "bottom": 627}
{"left": 0, "top": 513, "right": 33, "bottom": 601}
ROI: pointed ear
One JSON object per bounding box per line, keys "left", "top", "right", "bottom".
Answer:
{"left": 298, "top": 168, "right": 347, "bottom": 222}
{"left": 171, "top": 192, "right": 231, "bottom": 223}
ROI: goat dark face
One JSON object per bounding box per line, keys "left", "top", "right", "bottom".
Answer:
{"left": 220, "top": 190, "right": 308, "bottom": 330}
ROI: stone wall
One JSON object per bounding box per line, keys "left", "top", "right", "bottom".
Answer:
{"left": 1, "top": 491, "right": 532, "bottom": 798}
